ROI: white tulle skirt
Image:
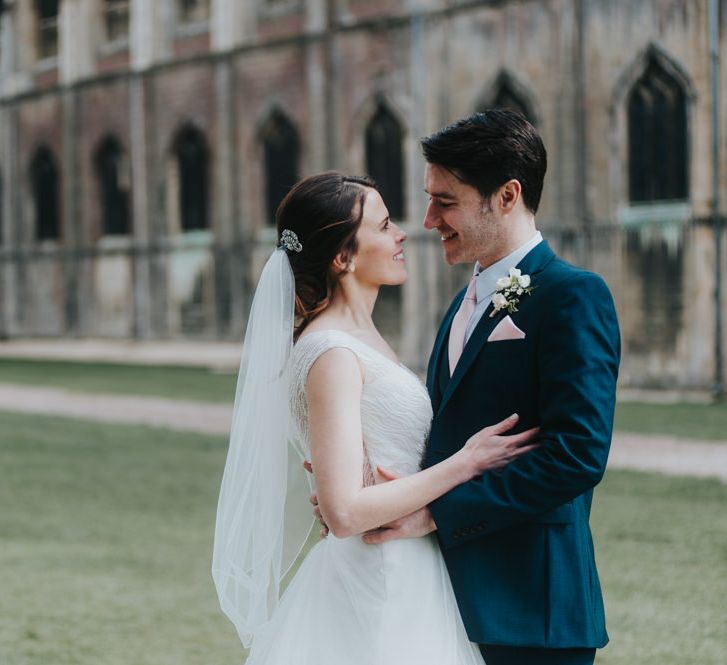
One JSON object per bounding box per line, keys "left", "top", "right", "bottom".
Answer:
{"left": 246, "top": 533, "right": 484, "bottom": 665}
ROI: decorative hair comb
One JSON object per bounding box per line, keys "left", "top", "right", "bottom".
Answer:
{"left": 279, "top": 229, "right": 303, "bottom": 253}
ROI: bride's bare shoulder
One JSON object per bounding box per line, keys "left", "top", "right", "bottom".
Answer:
{"left": 296, "top": 316, "right": 353, "bottom": 342}
{"left": 295, "top": 323, "right": 365, "bottom": 386}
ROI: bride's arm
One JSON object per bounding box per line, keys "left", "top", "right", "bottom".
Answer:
{"left": 307, "top": 348, "right": 536, "bottom": 539}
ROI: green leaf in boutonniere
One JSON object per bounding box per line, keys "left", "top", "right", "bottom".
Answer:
{"left": 489, "top": 267, "right": 537, "bottom": 317}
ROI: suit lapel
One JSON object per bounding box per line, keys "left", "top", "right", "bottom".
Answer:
{"left": 435, "top": 240, "right": 556, "bottom": 417}
{"left": 437, "top": 303, "right": 505, "bottom": 415}
{"left": 427, "top": 287, "right": 466, "bottom": 412}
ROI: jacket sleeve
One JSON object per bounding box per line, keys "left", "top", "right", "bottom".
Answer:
{"left": 428, "top": 272, "right": 621, "bottom": 549}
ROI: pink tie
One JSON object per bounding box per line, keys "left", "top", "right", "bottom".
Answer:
{"left": 448, "top": 276, "right": 477, "bottom": 376}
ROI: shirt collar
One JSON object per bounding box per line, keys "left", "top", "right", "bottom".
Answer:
{"left": 473, "top": 231, "right": 543, "bottom": 304}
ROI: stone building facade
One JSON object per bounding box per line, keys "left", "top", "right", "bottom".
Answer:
{"left": 0, "top": 0, "right": 725, "bottom": 390}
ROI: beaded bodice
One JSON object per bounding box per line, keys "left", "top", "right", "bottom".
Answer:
{"left": 291, "top": 330, "right": 433, "bottom": 477}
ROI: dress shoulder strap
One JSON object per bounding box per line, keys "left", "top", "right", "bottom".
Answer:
{"left": 290, "top": 330, "right": 364, "bottom": 439}
{"left": 290, "top": 330, "right": 376, "bottom": 487}
{"left": 292, "top": 329, "right": 366, "bottom": 385}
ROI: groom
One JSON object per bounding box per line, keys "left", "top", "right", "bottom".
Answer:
{"left": 364, "top": 110, "right": 620, "bottom": 665}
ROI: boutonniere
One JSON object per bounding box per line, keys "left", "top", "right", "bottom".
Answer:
{"left": 490, "top": 267, "right": 536, "bottom": 317}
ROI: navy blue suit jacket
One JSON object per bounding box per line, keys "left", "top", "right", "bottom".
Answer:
{"left": 423, "top": 240, "right": 620, "bottom": 648}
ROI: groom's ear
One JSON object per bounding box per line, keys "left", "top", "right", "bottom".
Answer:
{"left": 498, "top": 179, "right": 522, "bottom": 214}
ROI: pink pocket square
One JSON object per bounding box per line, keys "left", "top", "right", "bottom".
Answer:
{"left": 487, "top": 315, "right": 526, "bottom": 342}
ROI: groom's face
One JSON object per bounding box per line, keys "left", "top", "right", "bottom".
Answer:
{"left": 423, "top": 163, "right": 504, "bottom": 266}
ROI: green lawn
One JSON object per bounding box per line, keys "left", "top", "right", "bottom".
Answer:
{"left": 1, "top": 410, "right": 725, "bottom": 664}
{"left": 614, "top": 401, "right": 727, "bottom": 441}
{"left": 0, "top": 411, "right": 241, "bottom": 665}
{"left": 592, "top": 471, "right": 727, "bottom": 664}
{"left": 3, "top": 358, "right": 727, "bottom": 441}
{"left": 0, "top": 358, "right": 236, "bottom": 403}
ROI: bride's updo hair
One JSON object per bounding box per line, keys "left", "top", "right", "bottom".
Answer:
{"left": 276, "top": 171, "right": 376, "bottom": 338}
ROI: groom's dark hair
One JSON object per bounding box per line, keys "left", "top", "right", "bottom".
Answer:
{"left": 421, "top": 109, "right": 547, "bottom": 214}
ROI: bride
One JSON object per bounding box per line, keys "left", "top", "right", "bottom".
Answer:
{"left": 212, "top": 172, "right": 538, "bottom": 664}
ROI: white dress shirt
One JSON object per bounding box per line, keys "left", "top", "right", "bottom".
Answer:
{"left": 464, "top": 231, "right": 543, "bottom": 343}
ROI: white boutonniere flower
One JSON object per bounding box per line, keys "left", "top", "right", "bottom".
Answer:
{"left": 489, "top": 267, "right": 536, "bottom": 317}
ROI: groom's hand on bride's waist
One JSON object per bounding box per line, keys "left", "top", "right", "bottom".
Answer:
{"left": 304, "top": 460, "right": 330, "bottom": 538}
{"left": 361, "top": 466, "right": 437, "bottom": 545}
{"left": 303, "top": 460, "right": 437, "bottom": 543}
{"left": 361, "top": 506, "right": 437, "bottom": 544}
{"left": 310, "top": 492, "right": 329, "bottom": 538}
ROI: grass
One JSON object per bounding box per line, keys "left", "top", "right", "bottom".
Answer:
{"left": 0, "top": 358, "right": 236, "bottom": 403}
{"left": 614, "top": 401, "right": 727, "bottom": 442}
{"left": 1, "top": 410, "right": 725, "bottom": 664}
{"left": 4, "top": 358, "right": 727, "bottom": 441}
{"left": 0, "top": 411, "right": 241, "bottom": 665}
{"left": 592, "top": 471, "right": 727, "bottom": 664}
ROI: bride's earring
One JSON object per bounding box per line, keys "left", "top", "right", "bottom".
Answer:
{"left": 348, "top": 263, "right": 356, "bottom": 273}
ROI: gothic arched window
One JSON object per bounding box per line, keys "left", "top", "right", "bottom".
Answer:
{"left": 173, "top": 125, "right": 209, "bottom": 232}
{"left": 366, "top": 103, "right": 404, "bottom": 220}
{"left": 104, "top": 0, "right": 130, "bottom": 42}
{"left": 492, "top": 87, "right": 531, "bottom": 122}
{"left": 480, "top": 73, "right": 536, "bottom": 125}
{"left": 35, "top": 0, "right": 59, "bottom": 60}
{"left": 30, "top": 147, "right": 61, "bottom": 241}
{"left": 178, "top": 0, "right": 210, "bottom": 24}
{"left": 0, "top": 171, "right": 4, "bottom": 246}
{"left": 95, "top": 136, "right": 131, "bottom": 236}
{"left": 262, "top": 110, "right": 300, "bottom": 226}
{"left": 628, "top": 58, "right": 688, "bottom": 203}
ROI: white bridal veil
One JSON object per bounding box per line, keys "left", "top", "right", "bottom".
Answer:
{"left": 212, "top": 247, "right": 314, "bottom": 648}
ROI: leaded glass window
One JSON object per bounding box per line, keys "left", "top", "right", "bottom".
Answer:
{"left": 365, "top": 104, "right": 404, "bottom": 220}
{"left": 628, "top": 58, "right": 688, "bottom": 203}
{"left": 0, "top": 171, "right": 4, "bottom": 246}
{"left": 173, "top": 126, "right": 209, "bottom": 232}
{"left": 105, "top": 0, "right": 130, "bottom": 42}
{"left": 35, "top": 0, "right": 59, "bottom": 60}
{"left": 179, "top": 0, "right": 209, "bottom": 24}
{"left": 262, "top": 111, "right": 300, "bottom": 226}
{"left": 480, "top": 73, "right": 536, "bottom": 125}
{"left": 95, "top": 137, "right": 131, "bottom": 235}
{"left": 31, "top": 147, "right": 60, "bottom": 241}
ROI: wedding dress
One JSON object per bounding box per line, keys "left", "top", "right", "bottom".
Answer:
{"left": 244, "top": 329, "right": 484, "bottom": 665}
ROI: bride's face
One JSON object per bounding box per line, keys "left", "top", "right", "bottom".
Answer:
{"left": 350, "top": 188, "right": 408, "bottom": 287}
